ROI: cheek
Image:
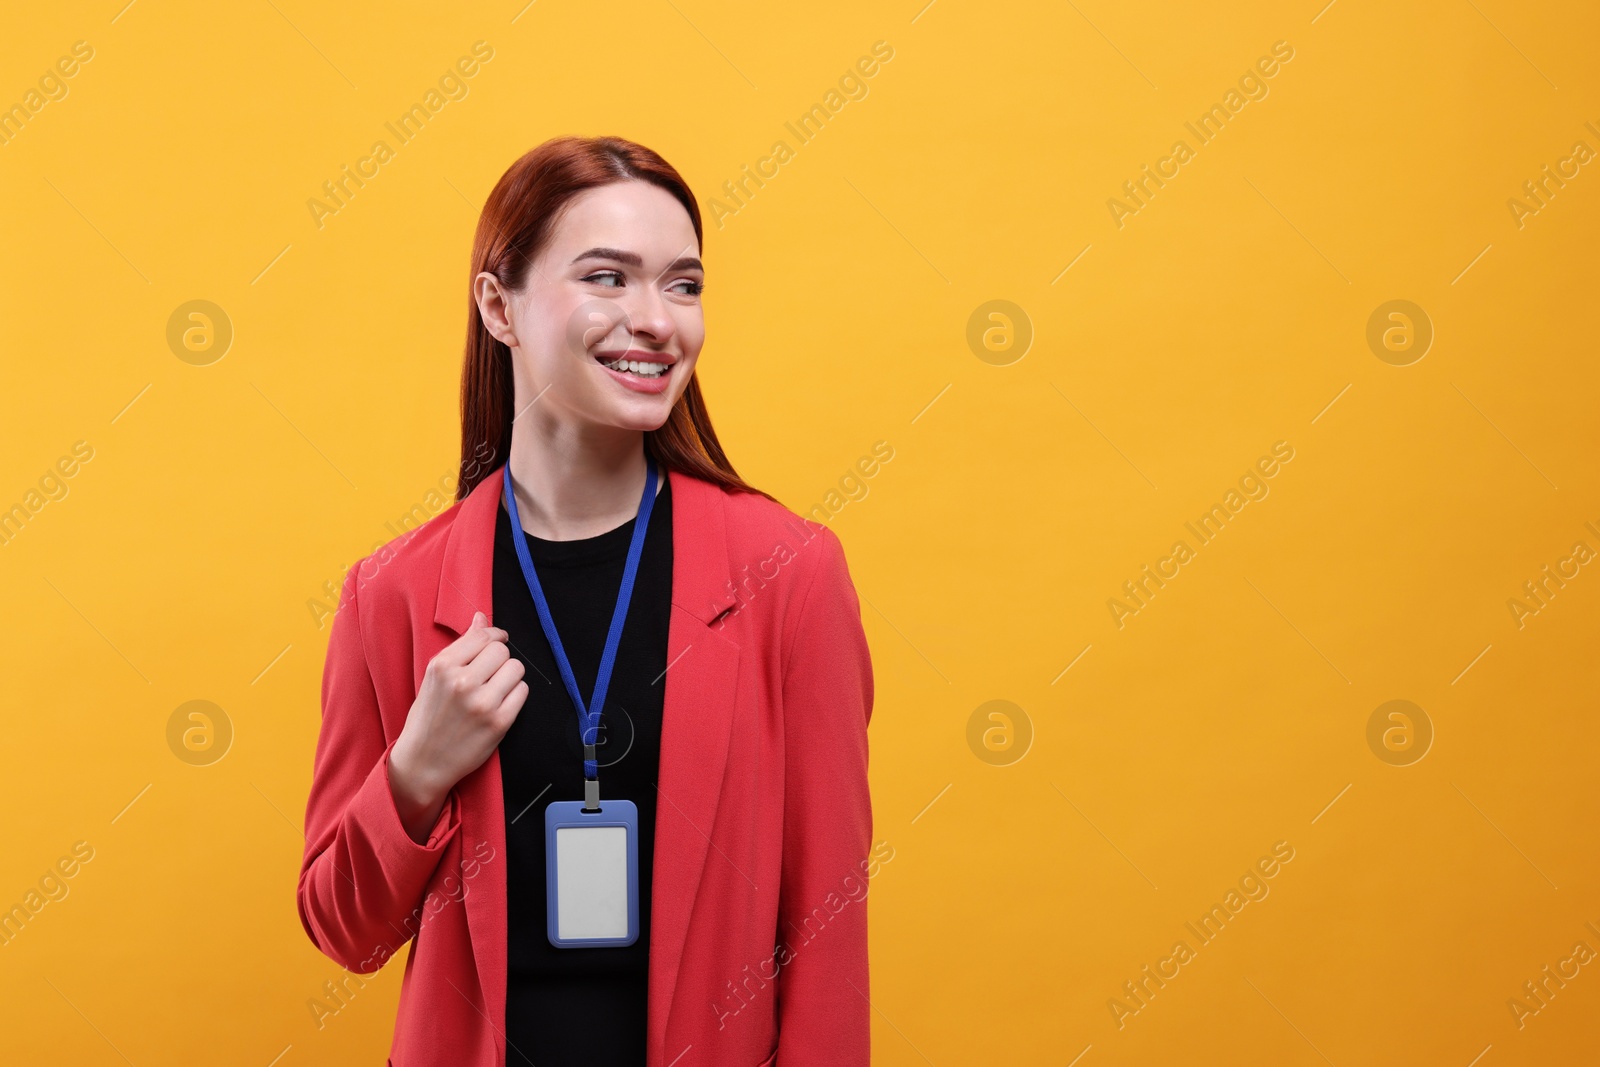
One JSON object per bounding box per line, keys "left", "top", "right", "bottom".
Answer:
{"left": 508, "top": 297, "right": 587, "bottom": 393}
{"left": 530, "top": 291, "right": 606, "bottom": 367}
{"left": 676, "top": 308, "right": 706, "bottom": 358}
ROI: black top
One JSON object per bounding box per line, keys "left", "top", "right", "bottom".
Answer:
{"left": 493, "top": 476, "right": 672, "bottom": 1065}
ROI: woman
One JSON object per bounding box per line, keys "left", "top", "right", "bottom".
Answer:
{"left": 296, "top": 136, "right": 876, "bottom": 1067}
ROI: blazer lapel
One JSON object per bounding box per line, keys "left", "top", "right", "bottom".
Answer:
{"left": 432, "top": 470, "right": 507, "bottom": 1049}
{"left": 433, "top": 464, "right": 741, "bottom": 1067}
{"left": 650, "top": 470, "right": 741, "bottom": 1063}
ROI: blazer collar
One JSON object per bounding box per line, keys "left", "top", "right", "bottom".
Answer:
{"left": 434, "top": 462, "right": 741, "bottom": 634}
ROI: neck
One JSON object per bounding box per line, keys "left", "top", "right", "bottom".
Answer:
{"left": 505, "top": 412, "right": 658, "bottom": 541}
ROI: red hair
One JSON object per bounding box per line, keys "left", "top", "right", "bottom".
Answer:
{"left": 457, "top": 135, "right": 771, "bottom": 502}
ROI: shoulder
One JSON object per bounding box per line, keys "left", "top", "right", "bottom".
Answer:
{"left": 708, "top": 483, "right": 870, "bottom": 690}
{"left": 715, "top": 479, "right": 849, "bottom": 580}
{"left": 336, "top": 496, "right": 466, "bottom": 620}
{"left": 695, "top": 477, "right": 858, "bottom": 645}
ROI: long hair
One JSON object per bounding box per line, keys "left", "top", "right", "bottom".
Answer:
{"left": 457, "top": 135, "right": 771, "bottom": 503}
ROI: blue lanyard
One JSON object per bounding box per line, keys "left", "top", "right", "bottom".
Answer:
{"left": 501, "top": 458, "right": 658, "bottom": 798}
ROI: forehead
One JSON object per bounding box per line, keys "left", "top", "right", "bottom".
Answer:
{"left": 545, "top": 180, "right": 699, "bottom": 262}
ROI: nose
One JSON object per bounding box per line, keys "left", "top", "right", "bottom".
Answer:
{"left": 620, "top": 281, "right": 675, "bottom": 349}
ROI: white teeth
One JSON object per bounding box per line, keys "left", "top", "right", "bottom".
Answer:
{"left": 601, "top": 358, "right": 668, "bottom": 378}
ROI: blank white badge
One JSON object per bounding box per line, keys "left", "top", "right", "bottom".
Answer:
{"left": 554, "top": 825, "right": 630, "bottom": 939}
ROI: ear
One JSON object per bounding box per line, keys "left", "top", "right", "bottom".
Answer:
{"left": 474, "top": 272, "right": 518, "bottom": 347}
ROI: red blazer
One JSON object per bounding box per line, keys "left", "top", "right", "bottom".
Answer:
{"left": 297, "top": 464, "right": 875, "bottom": 1066}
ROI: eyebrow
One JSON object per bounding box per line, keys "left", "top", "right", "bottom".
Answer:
{"left": 571, "top": 247, "right": 703, "bottom": 273}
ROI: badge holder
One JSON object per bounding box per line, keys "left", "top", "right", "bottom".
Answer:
{"left": 544, "top": 781, "right": 640, "bottom": 948}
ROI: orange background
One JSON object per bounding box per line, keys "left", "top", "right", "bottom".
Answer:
{"left": 2, "top": 1, "right": 1598, "bottom": 1064}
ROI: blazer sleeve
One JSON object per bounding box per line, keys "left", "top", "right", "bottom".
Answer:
{"left": 296, "top": 561, "right": 461, "bottom": 973}
{"left": 773, "top": 526, "right": 875, "bottom": 1065}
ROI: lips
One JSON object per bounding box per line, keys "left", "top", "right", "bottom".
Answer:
{"left": 593, "top": 350, "right": 676, "bottom": 394}
{"left": 598, "top": 350, "right": 678, "bottom": 375}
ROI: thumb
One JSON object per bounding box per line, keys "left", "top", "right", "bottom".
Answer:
{"left": 471, "top": 610, "right": 486, "bottom": 629}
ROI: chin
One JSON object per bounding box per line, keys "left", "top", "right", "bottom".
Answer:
{"left": 603, "top": 399, "right": 677, "bottom": 433}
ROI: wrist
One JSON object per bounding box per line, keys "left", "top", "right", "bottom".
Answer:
{"left": 387, "top": 740, "right": 444, "bottom": 819}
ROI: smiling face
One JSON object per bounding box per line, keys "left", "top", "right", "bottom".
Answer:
{"left": 475, "top": 180, "right": 705, "bottom": 436}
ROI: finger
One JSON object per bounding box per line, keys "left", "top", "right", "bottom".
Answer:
{"left": 462, "top": 635, "right": 512, "bottom": 686}
{"left": 437, "top": 616, "right": 507, "bottom": 665}
{"left": 480, "top": 654, "right": 526, "bottom": 707}
{"left": 495, "top": 679, "right": 530, "bottom": 723}
{"left": 470, "top": 613, "right": 510, "bottom": 644}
